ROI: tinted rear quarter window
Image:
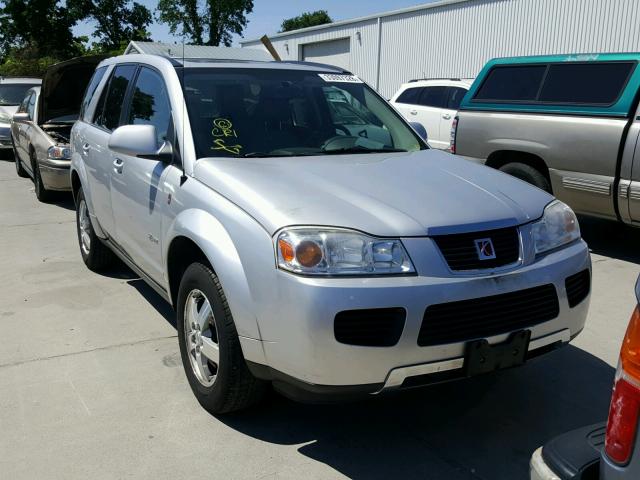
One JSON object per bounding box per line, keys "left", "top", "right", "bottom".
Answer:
{"left": 395, "top": 87, "right": 421, "bottom": 104}
{"left": 538, "top": 62, "right": 635, "bottom": 104}
{"left": 474, "top": 65, "right": 546, "bottom": 102}
{"left": 447, "top": 87, "right": 467, "bottom": 110}
{"left": 94, "top": 65, "right": 136, "bottom": 131}
{"left": 418, "top": 86, "right": 448, "bottom": 108}
{"left": 80, "top": 66, "right": 108, "bottom": 122}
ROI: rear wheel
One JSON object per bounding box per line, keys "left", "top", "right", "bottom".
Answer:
{"left": 499, "top": 162, "right": 552, "bottom": 193}
{"left": 30, "top": 149, "right": 52, "bottom": 202}
{"left": 12, "top": 139, "right": 28, "bottom": 178}
{"left": 177, "top": 263, "right": 266, "bottom": 414}
{"left": 75, "top": 187, "right": 114, "bottom": 271}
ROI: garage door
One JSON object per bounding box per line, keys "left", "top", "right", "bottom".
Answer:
{"left": 302, "top": 38, "right": 351, "bottom": 70}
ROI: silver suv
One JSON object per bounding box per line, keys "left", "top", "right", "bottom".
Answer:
{"left": 71, "top": 52, "right": 592, "bottom": 414}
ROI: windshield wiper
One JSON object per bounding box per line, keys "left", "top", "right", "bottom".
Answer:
{"left": 243, "top": 152, "right": 283, "bottom": 158}
{"left": 322, "top": 146, "right": 408, "bottom": 155}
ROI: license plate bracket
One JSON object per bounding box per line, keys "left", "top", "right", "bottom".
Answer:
{"left": 464, "top": 330, "right": 531, "bottom": 377}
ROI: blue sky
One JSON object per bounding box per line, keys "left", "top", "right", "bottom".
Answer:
{"left": 73, "top": 0, "right": 434, "bottom": 45}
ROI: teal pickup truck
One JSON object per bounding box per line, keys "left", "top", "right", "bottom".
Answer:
{"left": 452, "top": 53, "right": 640, "bottom": 226}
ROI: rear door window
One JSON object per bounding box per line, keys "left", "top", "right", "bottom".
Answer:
{"left": 474, "top": 65, "right": 546, "bottom": 102}
{"left": 538, "top": 62, "right": 635, "bottom": 105}
{"left": 127, "top": 67, "right": 172, "bottom": 146}
{"left": 418, "top": 86, "right": 448, "bottom": 108}
{"left": 395, "top": 87, "right": 422, "bottom": 105}
{"left": 446, "top": 87, "right": 468, "bottom": 110}
{"left": 80, "top": 66, "right": 108, "bottom": 122}
{"left": 94, "top": 64, "right": 136, "bottom": 131}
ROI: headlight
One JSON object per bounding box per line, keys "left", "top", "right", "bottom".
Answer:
{"left": 276, "top": 228, "right": 415, "bottom": 276}
{"left": 48, "top": 145, "right": 71, "bottom": 160}
{"left": 532, "top": 201, "right": 580, "bottom": 254}
{"left": 0, "top": 112, "right": 11, "bottom": 124}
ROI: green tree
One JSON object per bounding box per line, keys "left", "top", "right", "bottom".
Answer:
{"left": 157, "top": 0, "right": 254, "bottom": 47}
{"left": 0, "top": 0, "right": 88, "bottom": 60}
{"left": 83, "top": 0, "right": 153, "bottom": 53}
{"left": 280, "top": 10, "right": 332, "bottom": 33}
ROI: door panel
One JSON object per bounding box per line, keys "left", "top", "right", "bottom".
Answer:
{"left": 83, "top": 64, "right": 137, "bottom": 236}
{"left": 629, "top": 128, "right": 640, "bottom": 222}
{"left": 110, "top": 67, "right": 173, "bottom": 281}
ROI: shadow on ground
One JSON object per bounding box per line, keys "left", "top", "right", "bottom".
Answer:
{"left": 580, "top": 215, "right": 640, "bottom": 264}
{"left": 218, "top": 347, "right": 613, "bottom": 480}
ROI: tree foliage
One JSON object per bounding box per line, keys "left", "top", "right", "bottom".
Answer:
{"left": 83, "top": 0, "right": 153, "bottom": 52}
{"left": 281, "top": 10, "right": 332, "bottom": 33}
{"left": 157, "top": 0, "right": 254, "bottom": 47}
{"left": 0, "top": 0, "right": 87, "bottom": 60}
{"left": 0, "top": 0, "right": 153, "bottom": 76}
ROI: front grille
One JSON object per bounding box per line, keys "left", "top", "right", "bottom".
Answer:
{"left": 418, "top": 284, "right": 559, "bottom": 346}
{"left": 334, "top": 308, "right": 406, "bottom": 347}
{"left": 432, "top": 226, "right": 520, "bottom": 271}
{"left": 565, "top": 269, "right": 591, "bottom": 308}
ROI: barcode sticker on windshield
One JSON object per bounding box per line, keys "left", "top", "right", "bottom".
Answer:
{"left": 318, "top": 74, "right": 362, "bottom": 83}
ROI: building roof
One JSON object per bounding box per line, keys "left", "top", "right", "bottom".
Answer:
{"left": 241, "top": 0, "right": 475, "bottom": 44}
{"left": 125, "top": 41, "right": 272, "bottom": 62}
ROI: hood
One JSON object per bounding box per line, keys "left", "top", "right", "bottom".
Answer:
{"left": 194, "top": 149, "right": 554, "bottom": 237}
{"left": 39, "top": 55, "right": 106, "bottom": 125}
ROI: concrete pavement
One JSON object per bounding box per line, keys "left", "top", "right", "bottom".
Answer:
{"left": 0, "top": 154, "right": 637, "bottom": 479}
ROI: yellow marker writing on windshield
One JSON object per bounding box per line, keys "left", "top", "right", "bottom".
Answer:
{"left": 212, "top": 118, "right": 237, "bottom": 138}
{"left": 212, "top": 138, "right": 243, "bottom": 155}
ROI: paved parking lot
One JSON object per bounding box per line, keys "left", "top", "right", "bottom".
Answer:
{"left": 0, "top": 153, "right": 638, "bottom": 480}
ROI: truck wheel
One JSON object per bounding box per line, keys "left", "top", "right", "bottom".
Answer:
{"left": 12, "top": 139, "right": 28, "bottom": 178}
{"left": 30, "top": 149, "right": 52, "bottom": 202}
{"left": 499, "top": 162, "right": 552, "bottom": 193}
{"left": 177, "top": 263, "right": 266, "bottom": 414}
{"left": 75, "top": 187, "right": 114, "bottom": 271}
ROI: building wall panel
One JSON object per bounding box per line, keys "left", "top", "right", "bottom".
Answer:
{"left": 242, "top": 0, "right": 640, "bottom": 98}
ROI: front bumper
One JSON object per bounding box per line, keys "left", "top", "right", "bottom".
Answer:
{"left": 252, "top": 238, "right": 591, "bottom": 393}
{"left": 39, "top": 158, "right": 71, "bottom": 191}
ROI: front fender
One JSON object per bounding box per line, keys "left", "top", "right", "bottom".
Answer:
{"left": 164, "top": 208, "right": 264, "bottom": 341}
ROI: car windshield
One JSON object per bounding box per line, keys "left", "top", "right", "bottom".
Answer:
{"left": 0, "top": 83, "right": 39, "bottom": 106}
{"left": 183, "top": 68, "right": 426, "bottom": 158}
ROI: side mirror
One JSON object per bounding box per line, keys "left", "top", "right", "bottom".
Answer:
{"left": 13, "top": 112, "right": 30, "bottom": 122}
{"left": 409, "top": 122, "right": 428, "bottom": 143}
{"left": 108, "top": 124, "right": 173, "bottom": 162}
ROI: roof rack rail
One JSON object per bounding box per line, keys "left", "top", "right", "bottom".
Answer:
{"left": 279, "top": 60, "right": 350, "bottom": 74}
{"left": 409, "top": 77, "right": 462, "bottom": 83}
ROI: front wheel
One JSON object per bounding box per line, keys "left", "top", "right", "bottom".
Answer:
{"left": 31, "top": 150, "right": 52, "bottom": 202}
{"left": 499, "top": 162, "right": 552, "bottom": 193}
{"left": 12, "top": 139, "right": 28, "bottom": 178}
{"left": 177, "top": 263, "right": 266, "bottom": 414}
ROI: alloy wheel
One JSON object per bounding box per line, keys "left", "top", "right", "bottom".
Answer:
{"left": 184, "top": 289, "right": 220, "bottom": 387}
{"left": 78, "top": 199, "right": 92, "bottom": 255}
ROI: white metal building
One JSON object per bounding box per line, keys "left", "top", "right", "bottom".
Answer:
{"left": 241, "top": 0, "right": 640, "bottom": 98}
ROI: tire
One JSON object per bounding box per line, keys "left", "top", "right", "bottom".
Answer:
{"left": 12, "top": 139, "right": 28, "bottom": 178}
{"left": 177, "top": 263, "right": 266, "bottom": 414}
{"left": 75, "top": 187, "right": 114, "bottom": 271}
{"left": 30, "top": 149, "right": 52, "bottom": 202}
{"left": 499, "top": 162, "right": 552, "bottom": 193}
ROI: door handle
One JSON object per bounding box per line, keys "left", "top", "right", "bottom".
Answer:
{"left": 81, "top": 143, "right": 91, "bottom": 155}
{"left": 442, "top": 113, "right": 452, "bottom": 120}
{"left": 113, "top": 158, "right": 124, "bottom": 174}
{"left": 410, "top": 110, "right": 418, "bottom": 115}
